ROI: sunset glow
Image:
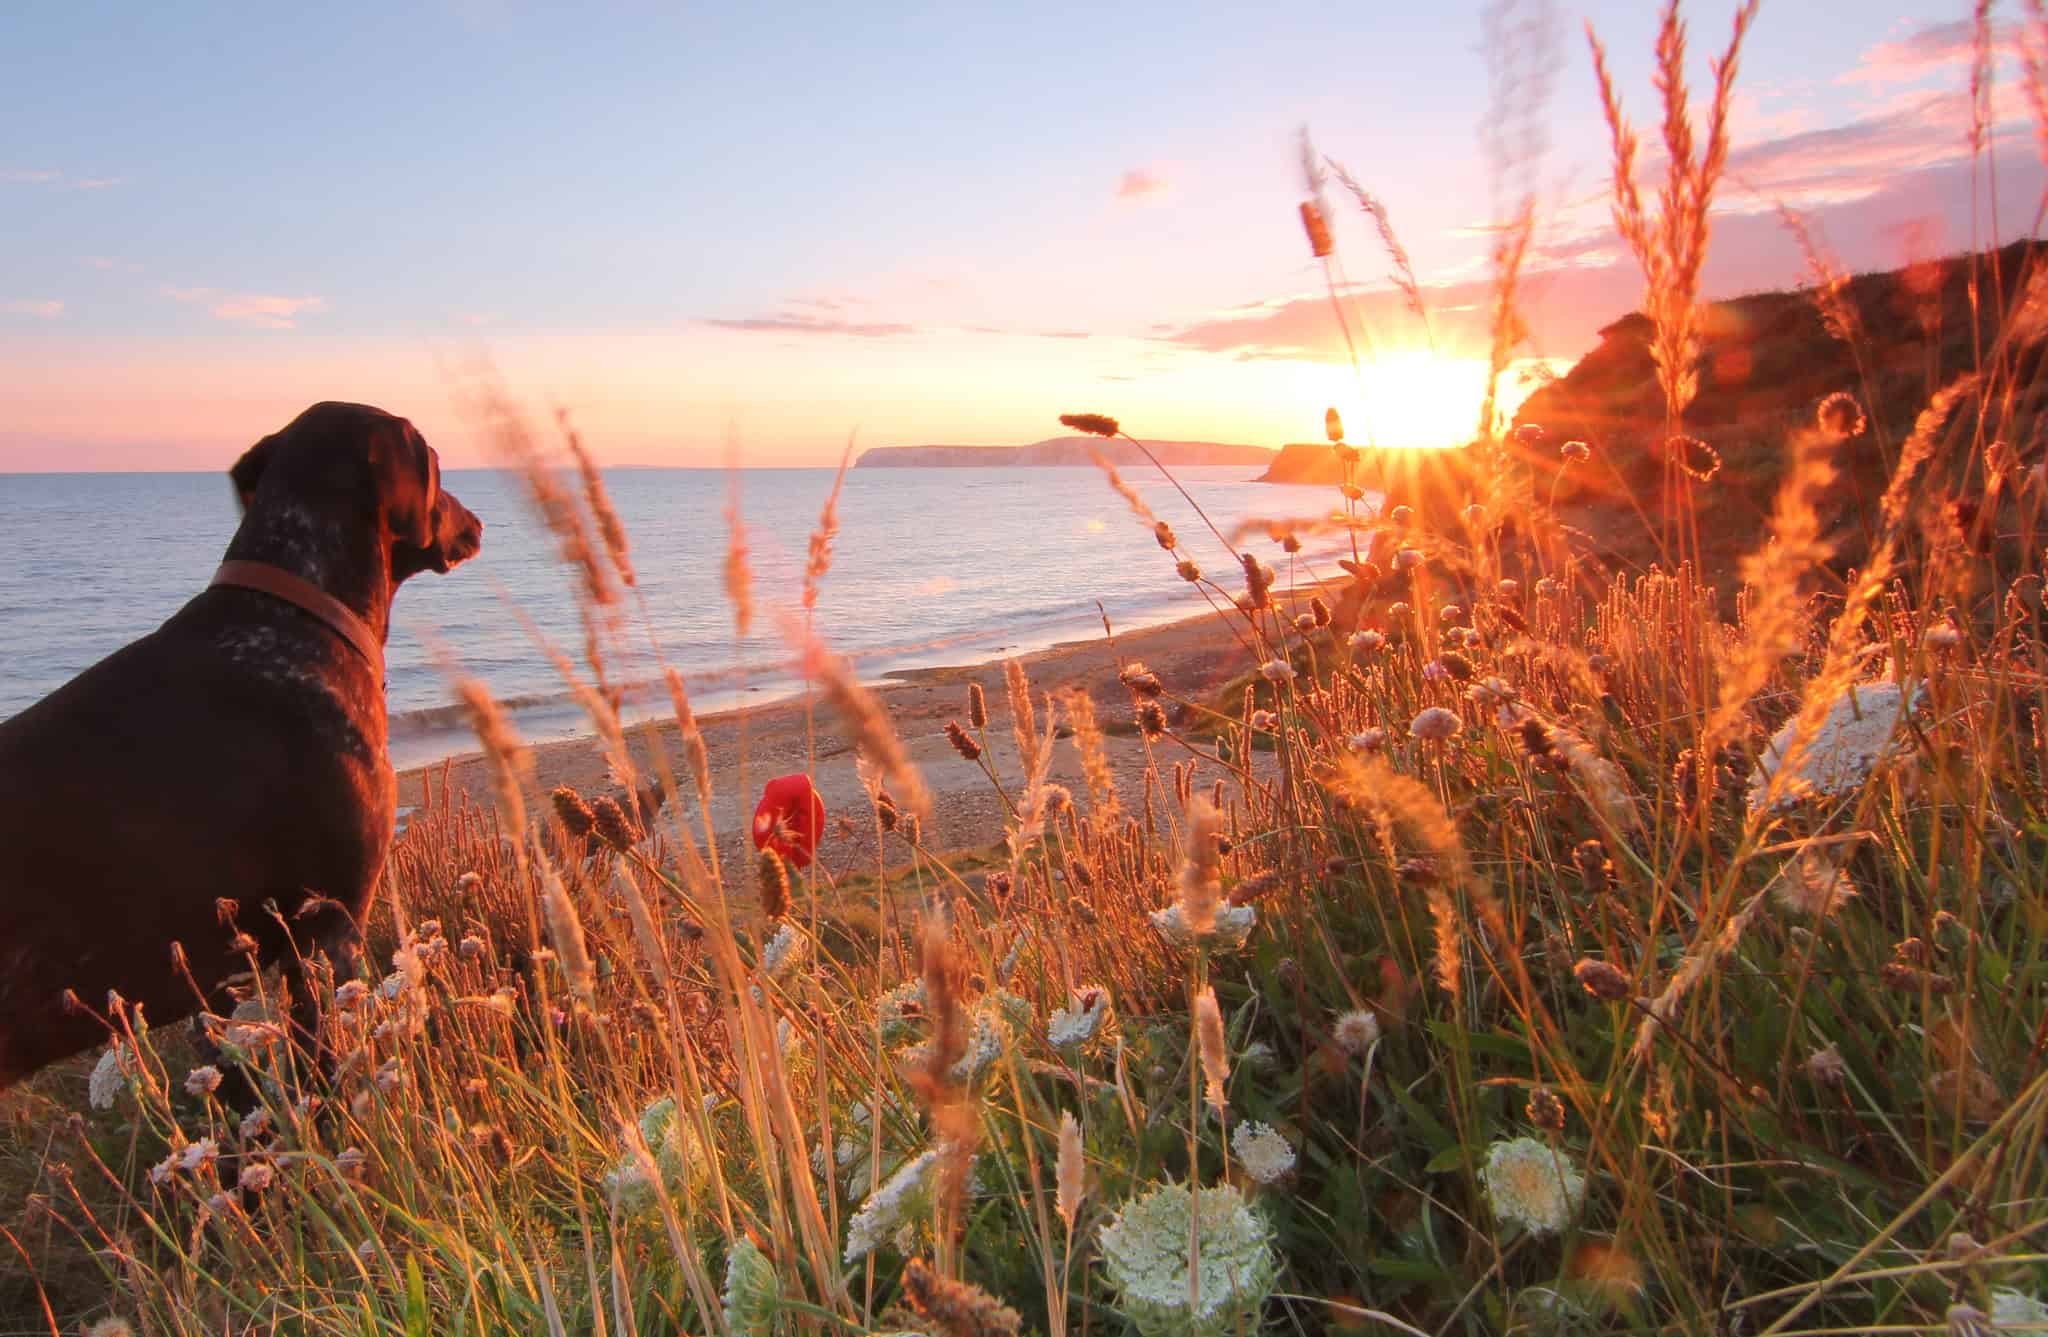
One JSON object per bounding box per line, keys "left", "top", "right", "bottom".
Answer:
{"left": 2, "top": 3, "right": 2041, "bottom": 470}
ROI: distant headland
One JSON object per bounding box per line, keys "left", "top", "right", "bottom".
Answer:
{"left": 854, "top": 437, "right": 1275, "bottom": 468}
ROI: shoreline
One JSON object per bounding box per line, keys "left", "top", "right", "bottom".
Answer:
{"left": 394, "top": 603, "right": 1260, "bottom": 879}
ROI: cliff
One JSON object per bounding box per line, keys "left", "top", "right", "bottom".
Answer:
{"left": 856, "top": 437, "right": 1275, "bottom": 468}
{"left": 1508, "top": 239, "right": 2043, "bottom": 580}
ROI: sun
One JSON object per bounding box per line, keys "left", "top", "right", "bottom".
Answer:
{"left": 1286, "top": 351, "right": 1528, "bottom": 450}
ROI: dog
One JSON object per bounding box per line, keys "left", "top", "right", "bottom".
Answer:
{"left": 0, "top": 402, "right": 482, "bottom": 1087}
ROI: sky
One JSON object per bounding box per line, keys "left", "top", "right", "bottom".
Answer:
{"left": 2, "top": 2, "right": 2042, "bottom": 470}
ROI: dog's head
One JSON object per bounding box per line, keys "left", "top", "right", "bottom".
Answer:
{"left": 229, "top": 402, "right": 483, "bottom": 584}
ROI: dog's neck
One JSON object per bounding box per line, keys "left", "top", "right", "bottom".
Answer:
{"left": 222, "top": 505, "right": 394, "bottom": 644}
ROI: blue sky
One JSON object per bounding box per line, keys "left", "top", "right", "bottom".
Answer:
{"left": 3, "top": 2, "right": 2037, "bottom": 467}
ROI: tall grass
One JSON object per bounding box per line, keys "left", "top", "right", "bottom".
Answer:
{"left": 8, "top": 5, "right": 2048, "bottom": 1335}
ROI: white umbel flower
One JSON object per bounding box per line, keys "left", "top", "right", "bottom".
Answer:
{"left": 844, "top": 1149, "right": 940, "bottom": 1263}
{"left": 1230, "top": 1122, "right": 1297, "bottom": 1184}
{"left": 1991, "top": 1289, "right": 2048, "bottom": 1328}
{"left": 1099, "top": 1182, "right": 1279, "bottom": 1337}
{"left": 1048, "top": 986, "right": 1112, "bottom": 1050}
{"left": 1480, "top": 1137, "right": 1586, "bottom": 1235}
{"left": 88, "top": 1045, "right": 127, "bottom": 1111}
{"left": 1258, "top": 660, "right": 1297, "bottom": 684}
{"left": 1149, "top": 902, "right": 1257, "bottom": 952}
{"left": 1748, "top": 682, "right": 1921, "bottom": 811}
{"left": 760, "top": 923, "right": 806, "bottom": 979}
{"left": 722, "top": 1236, "right": 780, "bottom": 1337}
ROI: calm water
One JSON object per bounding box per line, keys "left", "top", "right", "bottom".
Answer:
{"left": 0, "top": 466, "right": 1347, "bottom": 765}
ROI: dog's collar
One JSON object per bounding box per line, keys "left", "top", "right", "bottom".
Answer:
{"left": 210, "top": 560, "right": 385, "bottom": 680}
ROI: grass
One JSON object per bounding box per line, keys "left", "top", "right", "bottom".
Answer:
{"left": 7, "top": 3, "right": 2048, "bottom": 1334}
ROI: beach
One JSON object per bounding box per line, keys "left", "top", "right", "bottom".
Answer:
{"left": 396, "top": 604, "right": 1260, "bottom": 878}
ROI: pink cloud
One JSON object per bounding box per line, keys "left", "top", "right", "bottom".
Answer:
{"left": 1844, "top": 17, "right": 2014, "bottom": 87}
{"left": 161, "top": 286, "right": 329, "bottom": 330}
{"left": 1116, "top": 168, "right": 1169, "bottom": 200}
{"left": 3, "top": 168, "right": 122, "bottom": 190}
{"left": 701, "top": 311, "right": 919, "bottom": 338}
{"left": 3, "top": 299, "right": 64, "bottom": 318}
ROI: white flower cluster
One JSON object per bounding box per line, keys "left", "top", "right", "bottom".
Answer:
{"left": 1479, "top": 1137, "right": 1586, "bottom": 1235}
{"left": 721, "top": 1236, "right": 780, "bottom": 1337}
{"left": 88, "top": 1044, "right": 128, "bottom": 1111}
{"left": 1991, "top": 1290, "right": 2048, "bottom": 1328}
{"left": 604, "top": 1094, "right": 706, "bottom": 1212}
{"left": 1333, "top": 1009, "right": 1381, "bottom": 1057}
{"left": 1098, "top": 1182, "right": 1279, "bottom": 1337}
{"left": 760, "top": 923, "right": 806, "bottom": 980}
{"left": 1149, "top": 902, "right": 1257, "bottom": 952}
{"left": 1229, "top": 1122, "right": 1296, "bottom": 1185}
{"left": 893, "top": 988, "right": 1029, "bottom": 1087}
{"left": 843, "top": 1148, "right": 940, "bottom": 1263}
{"left": 1048, "top": 986, "right": 1113, "bottom": 1050}
{"left": 1749, "top": 682, "right": 1921, "bottom": 812}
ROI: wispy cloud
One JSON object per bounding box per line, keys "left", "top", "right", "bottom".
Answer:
{"left": 4, "top": 168, "right": 123, "bottom": 190}
{"left": 1116, "top": 168, "right": 1169, "bottom": 201}
{"left": 161, "top": 286, "right": 329, "bottom": 329}
{"left": 702, "top": 311, "right": 919, "bottom": 338}
{"left": 3, "top": 299, "right": 64, "bottom": 318}
{"left": 1843, "top": 17, "right": 2012, "bottom": 87}
{"left": 82, "top": 255, "right": 142, "bottom": 273}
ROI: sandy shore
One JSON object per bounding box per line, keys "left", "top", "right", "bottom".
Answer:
{"left": 397, "top": 606, "right": 1261, "bottom": 878}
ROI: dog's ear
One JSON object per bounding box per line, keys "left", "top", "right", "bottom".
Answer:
{"left": 229, "top": 436, "right": 275, "bottom": 512}
{"left": 372, "top": 421, "right": 437, "bottom": 550}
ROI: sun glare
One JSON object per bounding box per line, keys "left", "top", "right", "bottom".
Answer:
{"left": 1288, "top": 352, "right": 1505, "bottom": 450}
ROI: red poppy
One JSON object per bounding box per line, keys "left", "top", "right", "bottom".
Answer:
{"left": 752, "top": 773, "right": 826, "bottom": 868}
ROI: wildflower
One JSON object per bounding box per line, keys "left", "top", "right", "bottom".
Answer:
{"left": 1137, "top": 701, "right": 1168, "bottom": 739}
{"left": 1258, "top": 659, "right": 1296, "bottom": 684}
{"left": 237, "top": 1160, "right": 275, "bottom": 1193}
{"left": 176, "top": 1138, "right": 219, "bottom": 1174}
{"left": 1056, "top": 1112, "right": 1085, "bottom": 1229}
{"left": 1149, "top": 902, "right": 1257, "bottom": 952}
{"left": 1560, "top": 439, "right": 1591, "bottom": 462}
{"left": 1498, "top": 577, "right": 1522, "bottom": 597}
{"left": 1098, "top": 1182, "right": 1279, "bottom": 1337}
{"left": 968, "top": 681, "right": 988, "bottom": 728}
{"left": 757, "top": 849, "right": 790, "bottom": 920}
{"left": 1195, "top": 988, "right": 1229, "bottom": 1111}
{"left": 1480, "top": 1137, "right": 1587, "bottom": 1235}
{"left": 1804, "top": 1043, "right": 1847, "bottom": 1085}
{"left": 1514, "top": 423, "right": 1546, "bottom": 446}
{"left": 239, "top": 1107, "right": 272, "bottom": 1142}
{"left": 722, "top": 1236, "right": 780, "bottom": 1337}
{"left": 845, "top": 1148, "right": 941, "bottom": 1262}
{"left": 551, "top": 785, "right": 596, "bottom": 838}
{"left": 1410, "top": 707, "right": 1462, "bottom": 742}
{"left": 1174, "top": 797, "right": 1225, "bottom": 936}
{"left": 1526, "top": 1087, "right": 1566, "bottom": 1132}
{"left": 1923, "top": 621, "right": 1962, "bottom": 650}
{"left": 1250, "top": 708, "right": 1277, "bottom": 731}
{"left": 334, "top": 979, "right": 368, "bottom": 1008}
{"left": 1346, "top": 728, "right": 1386, "bottom": 753}
{"left": 84, "top": 1321, "right": 137, "bottom": 1337}
{"left": 1347, "top": 629, "right": 1384, "bottom": 654}
{"left": 1748, "top": 682, "right": 1921, "bottom": 811}
{"left": 1772, "top": 849, "right": 1858, "bottom": 917}
{"left": 1333, "top": 1009, "right": 1380, "bottom": 1057}
{"left": 902, "top": 1258, "right": 1023, "bottom": 1337}
{"left": 1059, "top": 412, "right": 1121, "bottom": 438}
{"left": 1535, "top": 577, "right": 1563, "bottom": 598}
{"left": 205, "top": 1192, "right": 237, "bottom": 1217}
{"left": 1389, "top": 505, "right": 1415, "bottom": 527}
{"left": 1422, "top": 660, "right": 1449, "bottom": 684}
{"left": 1816, "top": 390, "right": 1867, "bottom": 439}
{"left": 88, "top": 1045, "right": 126, "bottom": 1111}
{"left": 1325, "top": 406, "right": 1345, "bottom": 442}
{"left": 1462, "top": 503, "right": 1487, "bottom": 528}
{"left": 752, "top": 773, "right": 827, "bottom": 869}
{"left": 1176, "top": 558, "right": 1201, "bottom": 582}
{"left": 1153, "top": 520, "right": 1176, "bottom": 550}
{"left": 944, "top": 720, "right": 981, "bottom": 761}
{"left": 1119, "top": 662, "right": 1163, "bottom": 697}
{"left": 375, "top": 1060, "right": 405, "bottom": 1093}
{"left": 1048, "top": 986, "right": 1112, "bottom": 1049}
{"left": 1231, "top": 1122, "right": 1296, "bottom": 1184}
{"left": 182, "top": 1064, "right": 223, "bottom": 1098}
{"left": 876, "top": 980, "right": 928, "bottom": 1046}
{"left": 1391, "top": 547, "right": 1422, "bottom": 572}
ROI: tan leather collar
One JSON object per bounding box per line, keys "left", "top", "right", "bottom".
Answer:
{"left": 210, "top": 560, "right": 385, "bottom": 680}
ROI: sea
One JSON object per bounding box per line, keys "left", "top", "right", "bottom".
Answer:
{"left": 0, "top": 466, "right": 1350, "bottom": 768}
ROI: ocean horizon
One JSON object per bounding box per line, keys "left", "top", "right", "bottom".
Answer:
{"left": 0, "top": 465, "right": 1355, "bottom": 768}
